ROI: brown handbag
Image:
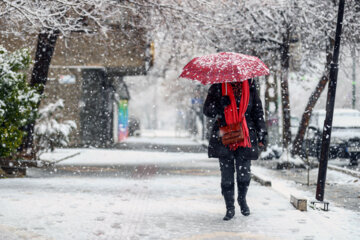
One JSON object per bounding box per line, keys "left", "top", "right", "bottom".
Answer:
{"left": 219, "top": 122, "right": 244, "bottom": 145}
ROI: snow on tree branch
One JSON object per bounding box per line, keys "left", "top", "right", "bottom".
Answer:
{"left": 0, "top": 0, "right": 121, "bottom": 36}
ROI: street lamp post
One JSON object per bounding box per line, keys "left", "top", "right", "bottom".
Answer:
{"left": 352, "top": 48, "right": 356, "bottom": 109}
{"left": 315, "top": 0, "right": 345, "bottom": 203}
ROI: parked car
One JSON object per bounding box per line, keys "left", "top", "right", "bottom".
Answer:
{"left": 305, "top": 109, "right": 360, "bottom": 165}
{"left": 128, "top": 116, "right": 141, "bottom": 137}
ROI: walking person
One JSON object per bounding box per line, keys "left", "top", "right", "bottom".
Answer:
{"left": 203, "top": 79, "right": 267, "bottom": 221}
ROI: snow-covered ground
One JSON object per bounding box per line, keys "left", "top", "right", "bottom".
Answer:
{"left": 252, "top": 165, "right": 360, "bottom": 204}
{"left": 1, "top": 137, "right": 360, "bottom": 240}
{"left": 124, "top": 130, "right": 202, "bottom": 147}
{"left": 40, "top": 148, "right": 207, "bottom": 166}
{"left": 2, "top": 175, "right": 359, "bottom": 240}
{"left": 124, "top": 137, "right": 199, "bottom": 146}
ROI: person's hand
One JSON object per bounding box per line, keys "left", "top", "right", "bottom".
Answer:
{"left": 258, "top": 131, "right": 267, "bottom": 147}
{"left": 220, "top": 96, "right": 231, "bottom": 108}
{"left": 258, "top": 142, "right": 265, "bottom": 151}
{"left": 258, "top": 131, "right": 267, "bottom": 151}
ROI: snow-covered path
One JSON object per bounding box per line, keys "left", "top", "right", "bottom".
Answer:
{"left": 1, "top": 145, "right": 360, "bottom": 239}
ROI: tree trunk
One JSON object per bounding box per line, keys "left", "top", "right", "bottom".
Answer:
{"left": 291, "top": 37, "right": 334, "bottom": 156}
{"left": 280, "top": 33, "right": 292, "bottom": 149}
{"left": 30, "top": 31, "right": 59, "bottom": 90}
{"left": 20, "top": 31, "right": 59, "bottom": 156}
{"left": 265, "top": 73, "right": 280, "bottom": 146}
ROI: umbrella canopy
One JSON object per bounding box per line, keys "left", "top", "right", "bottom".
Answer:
{"left": 179, "top": 52, "right": 269, "bottom": 85}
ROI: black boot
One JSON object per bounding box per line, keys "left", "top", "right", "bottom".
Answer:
{"left": 221, "top": 183, "right": 235, "bottom": 221}
{"left": 223, "top": 208, "right": 235, "bottom": 221}
{"left": 237, "top": 181, "right": 250, "bottom": 216}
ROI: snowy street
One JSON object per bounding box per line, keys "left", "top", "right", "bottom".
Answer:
{"left": 1, "top": 137, "right": 360, "bottom": 240}
{"left": 2, "top": 1, "right": 360, "bottom": 239}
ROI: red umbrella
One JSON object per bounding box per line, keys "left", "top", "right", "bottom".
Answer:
{"left": 179, "top": 52, "right": 269, "bottom": 85}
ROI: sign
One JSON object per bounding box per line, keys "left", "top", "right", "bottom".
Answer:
{"left": 59, "top": 75, "right": 76, "bottom": 84}
{"left": 191, "top": 98, "right": 203, "bottom": 105}
{"left": 118, "top": 100, "right": 129, "bottom": 141}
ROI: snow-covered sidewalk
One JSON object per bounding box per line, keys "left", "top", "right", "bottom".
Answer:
{"left": 1, "top": 147, "right": 360, "bottom": 240}
{"left": 39, "top": 148, "right": 208, "bottom": 166}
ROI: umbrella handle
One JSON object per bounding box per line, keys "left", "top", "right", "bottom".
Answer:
{"left": 225, "top": 83, "right": 228, "bottom": 95}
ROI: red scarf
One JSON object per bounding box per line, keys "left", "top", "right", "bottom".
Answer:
{"left": 222, "top": 81, "right": 251, "bottom": 150}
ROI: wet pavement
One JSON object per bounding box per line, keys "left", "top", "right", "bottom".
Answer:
{"left": 114, "top": 136, "right": 207, "bottom": 153}
{"left": 28, "top": 163, "right": 220, "bottom": 179}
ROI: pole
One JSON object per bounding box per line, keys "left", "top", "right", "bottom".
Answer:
{"left": 280, "top": 30, "right": 292, "bottom": 150}
{"left": 352, "top": 48, "right": 356, "bottom": 109}
{"left": 315, "top": 0, "right": 345, "bottom": 201}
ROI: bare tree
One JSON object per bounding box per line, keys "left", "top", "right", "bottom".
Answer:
{"left": 210, "top": 0, "right": 360, "bottom": 152}
{"left": 292, "top": 0, "right": 360, "bottom": 156}
{"left": 3, "top": 0, "right": 358, "bottom": 154}
{"left": 218, "top": 1, "right": 309, "bottom": 149}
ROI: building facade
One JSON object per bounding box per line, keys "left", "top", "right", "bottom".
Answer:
{"left": 0, "top": 23, "right": 152, "bottom": 147}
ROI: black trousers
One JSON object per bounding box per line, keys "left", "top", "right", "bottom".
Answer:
{"left": 219, "top": 156, "right": 251, "bottom": 187}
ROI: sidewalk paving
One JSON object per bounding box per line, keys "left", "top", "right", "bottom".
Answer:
{"left": 1, "top": 136, "right": 360, "bottom": 240}
{"left": 1, "top": 171, "right": 359, "bottom": 240}
{"left": 253, "top": 160, "right": 360, "bottom": 212}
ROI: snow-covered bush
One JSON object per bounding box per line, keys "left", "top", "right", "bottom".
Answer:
{"left": 260, "top": 145, "right": 283, "bottom": 160}
{"left": 34, "top": 99, "right": 76, "bottom": 155}
{"left": 0, "top": 46, "right": 39, "bottom": 158}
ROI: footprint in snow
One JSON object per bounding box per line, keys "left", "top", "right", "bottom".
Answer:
{"left": 303, "top": 236, "right": 315, "bottom": 240}
{"left": 93, "top": 230, "right": 105, "bottom": 236}
{"left": 95, "top": 217, "right": 105, "bottom": 221}
{"left": 297, "top": 219, "right": 307, "bottom": 224}
{"left": 111, "top": 223, "right": 122, "bottom": 229}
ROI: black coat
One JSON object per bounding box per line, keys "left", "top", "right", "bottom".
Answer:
{"left": 203, "top": 80, "right": 267, "bottom": 160}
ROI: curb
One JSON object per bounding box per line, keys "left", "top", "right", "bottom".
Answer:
{"left": 328, "top": 165, "right": 360, "bottom": 178}
{"left": 251, "top": 173, "right": 272, "bottom": 187}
